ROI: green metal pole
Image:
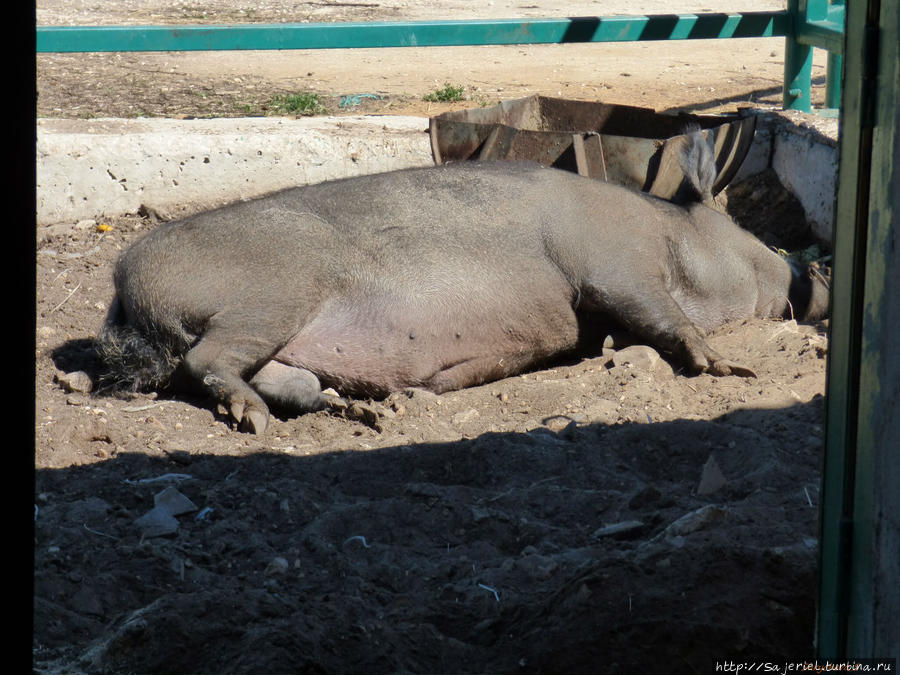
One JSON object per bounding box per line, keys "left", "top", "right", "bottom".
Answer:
{"left": 825, "top": 1, "right": 846, "bottom": 110}
{"left": 826, "top": 52, "right": 843, "bottom": 109}
{"left": 784, "top": 0, "right": 814, "bottom": 111}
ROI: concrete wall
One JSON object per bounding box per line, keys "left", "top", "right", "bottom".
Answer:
{"left": 37, "top": 110, "right": 839, "bottom": 246}
{"left": 37, "top": 116, "right": 432, "bottom": 226}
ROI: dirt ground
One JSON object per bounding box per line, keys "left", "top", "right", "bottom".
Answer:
{"left": 36, "top": 1, "right": 833, "bottom": 673}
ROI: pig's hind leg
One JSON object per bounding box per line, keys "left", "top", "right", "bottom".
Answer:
{"left": 180, "top": 322, "right": 279, "bottom": 434}
{"left": 249, "top": 361, "right": 330, "bottom": 414}
{"left": 586, "top": 280, "right": 756, "bottom": 378}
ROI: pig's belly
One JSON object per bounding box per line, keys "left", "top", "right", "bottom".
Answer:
{"left": 272, "top": 289, "right": 579, "bottom": 398}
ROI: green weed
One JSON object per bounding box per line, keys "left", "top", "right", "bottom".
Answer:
{"left": 270, "top": 92, "right": 326, "bottom": 116}
{"left": 423, "top": 83, "right": 466, "bottom": 103}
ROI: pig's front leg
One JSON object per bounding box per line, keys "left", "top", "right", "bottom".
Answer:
{"left": 582, "top": 277, "right": 757, "bottom": 378}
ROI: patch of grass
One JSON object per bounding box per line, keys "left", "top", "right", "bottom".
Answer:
{"left": 423, "top": 83, "right": 466, "bottom": 103}
{"left": 235, "top": 102, "right": 263, "bottom": 116}
{"left": 269, "top": 92, "right": 327, "bottom": 116}
{"left": 792, "top": 244, "right": 831, "bottom": 266}
{"left": 775, "top": 243, "right": 831, "bottom": 266}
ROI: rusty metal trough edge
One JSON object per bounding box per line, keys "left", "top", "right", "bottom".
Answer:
{"left": 429, "top": 95, "right": 757, "bottom": 202}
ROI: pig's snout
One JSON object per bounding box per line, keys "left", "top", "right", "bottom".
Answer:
{"left": 788, "top": 261, "right": 830, "bottom": 322}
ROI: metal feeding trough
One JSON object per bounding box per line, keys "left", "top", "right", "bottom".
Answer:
{"left": 429, "top": 95, "right": 757, "bottom": 203}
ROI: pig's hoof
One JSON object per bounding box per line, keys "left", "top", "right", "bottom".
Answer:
{"left": 708, "top": 360, "right": 757, "bottom": 379}
{"left": 230, "top": 399, "right": 270, "bottom": 434}
{"left": 242, "top": 409, "right": 270, "bottom": 435}
{"left": 323, "top": 395, "right": 350, "bottom": 413}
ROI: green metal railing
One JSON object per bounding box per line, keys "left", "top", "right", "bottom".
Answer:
{"left": 784, "top": 0, "right": 846, "bottom": 110}
{"left": 36, "top": 3, "right": 845, "bottom": 112}
{"left": 35, "top": 14, "right": 789, "bottom": 50}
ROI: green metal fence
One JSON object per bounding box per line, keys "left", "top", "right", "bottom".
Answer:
{"left": 36, "top": 2, "right": 845, "bottom": 113}
{"left": 784, "top": 0, "right": 846, "bottom": 110}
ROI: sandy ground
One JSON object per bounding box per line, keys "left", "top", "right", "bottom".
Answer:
{"left": 35, "top": 1, "right": 833, "bottom": 673}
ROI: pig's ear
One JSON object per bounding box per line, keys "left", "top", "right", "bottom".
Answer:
{"left": 645, "top": 128, "right": 717, "bottom": 207}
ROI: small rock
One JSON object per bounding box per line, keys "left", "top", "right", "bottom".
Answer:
{"left": 264, "top": 557, "right": 290, "bottom": 576}
{"left": 74, "top": 219, "right": 97, "bottom": 230}
{"left": 153, "top": 486, "right": 198, "bottom": 516}
{"left": 612, "top": 345, "right": 674, "bottom": 379}
{"left": 56, "top": 370, "right": 93, "bottom": 394}
{"left": 663, "top": 505, "right": 727, "bottom": 537}
{"left": 194, "top": 506, "right": 214, "bottom": 521}
{"left": 592, "top": 520, "right": 644, "bottom": 538}
{"left": 602, "top": 331, "right": 635, "bottom": 350}
{"left": 697, "top": 453, "right": 728, "bottom": 495}
{"left": 134, "top": 506, "right": 180, "bottom": 537}
{"left": 543, "top": 415, "right": 571, "bottom": 432}
{"left": 346, "top": 401, "right": 394, "bottom": 430}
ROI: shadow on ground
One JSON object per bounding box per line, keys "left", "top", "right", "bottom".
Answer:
{"left": 34, "top": 399, "right": 823, "bottom": 674}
